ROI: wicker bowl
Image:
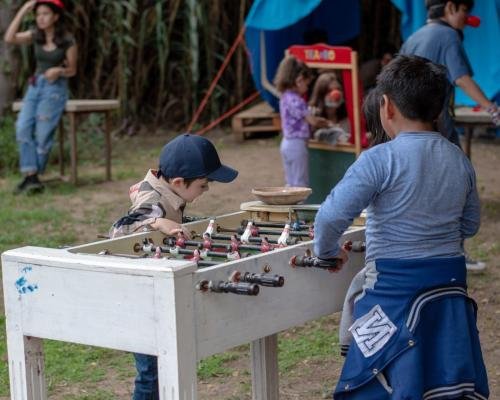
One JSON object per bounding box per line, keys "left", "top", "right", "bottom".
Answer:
{"left": 251, "top": 186, "right": 312, "bottom": 205}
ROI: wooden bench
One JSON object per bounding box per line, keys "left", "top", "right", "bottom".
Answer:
{"left": 454, "top": 106, "right": 494, "bottom": 159}
{"left": 13, "top": 99, "right": 120, "bottom": 184}
{"left": 231, "top": 101, "right": 281, "bottom": 140}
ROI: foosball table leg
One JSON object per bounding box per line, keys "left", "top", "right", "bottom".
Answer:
{"left": 154, "top": 273, "right": 198, "bottom": 399}
{"left": 251, "top": 334, "right": 279, "bottom": 400}
{"left": 5, "top": 334, "right": 47, "bottom": 399}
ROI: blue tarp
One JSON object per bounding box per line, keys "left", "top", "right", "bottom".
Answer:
{"left": 245, "top": 0, "right": 361, "bottom": 110}
{"left": 245, "top": 0, "right": 323, "bottom": 30}
{"left": 392, "top": 0, "right": 500, "bottom": 106}
{"left": 245, "top": 0, "right": 499, "bottom": 108}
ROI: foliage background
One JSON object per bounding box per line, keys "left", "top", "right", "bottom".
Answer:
{"left": 0, "top": 0, "right": 401, "bottom": 129}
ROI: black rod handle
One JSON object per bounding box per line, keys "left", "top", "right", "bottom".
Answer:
{"left": 209, "top": 281, "right": 260, "bottom": 296}
{"left": 289, "top": 255, "right": 339, "bottom": 269}
{"left": 241, "top": 272, "right": 285, "bottom": 287}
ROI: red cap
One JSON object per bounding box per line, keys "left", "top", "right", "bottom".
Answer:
{"left": 328, "top": 89, "right": 343, "bottom": 102}
{"left": 465, "top": 15, "right": 480, "bottom": 27}
{"left": 36, "top": 0, "right": 65, "bottom": 9}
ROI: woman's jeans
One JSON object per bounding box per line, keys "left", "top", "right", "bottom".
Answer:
{"left": 15, "top": 75, "right": 68, "bottom": 174}
{"left": 133, "top": 353, "right": 159, "bottom": 400}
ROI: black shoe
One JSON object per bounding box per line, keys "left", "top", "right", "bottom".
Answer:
{"left": 14, "top": 175, "right": 45, "bottom": 195}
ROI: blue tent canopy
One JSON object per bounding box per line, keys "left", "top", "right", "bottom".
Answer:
{"left": 391, "top": 0, "right": 500, "bottom": 105}
{"left": 245, "top": 0, "right": 361, "bottom": 110}
{"left": 245, "top": 0, "right": 499, "bottom": 108}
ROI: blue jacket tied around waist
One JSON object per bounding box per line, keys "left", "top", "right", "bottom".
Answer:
{"left": 335, "top": 257, "right": 488, "bottom": 400}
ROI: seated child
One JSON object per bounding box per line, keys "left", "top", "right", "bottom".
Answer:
{"left": 314, "top": 55, "right": 488, "bottom": 399}
{"left": 309, "top": 72, "right": 351, "bottom": 145}
{"left": 109, "top": 133, "right": 238, "bottom": 399}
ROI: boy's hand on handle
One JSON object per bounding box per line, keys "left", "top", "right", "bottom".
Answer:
{"left": 151, "top": 218, "right": 192, "bottom": 239}
{"left": 327, "top": 244, "right": 349, "bottom": 273}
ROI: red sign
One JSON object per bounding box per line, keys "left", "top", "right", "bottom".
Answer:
{"left": 287, "top": 45, "right": 353, "bottom": 65}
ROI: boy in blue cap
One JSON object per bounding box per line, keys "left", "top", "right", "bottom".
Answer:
{"left": 109, "top": 133, "right": 238, "bottom": 400}
{"left": 314, "top": 55, "right": 488, "bottom": 399}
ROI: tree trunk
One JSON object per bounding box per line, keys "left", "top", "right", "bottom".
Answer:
{"left": 0, "top": 3, "right": 15, "bottom": 116}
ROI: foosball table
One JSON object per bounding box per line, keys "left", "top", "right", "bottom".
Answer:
{"left": 2, "top": 202, "right": 366, "bottom": 400}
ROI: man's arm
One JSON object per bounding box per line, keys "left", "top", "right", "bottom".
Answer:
{"left": 455, "top": 75, "right": 499, "bottom": 126}
{"left": 455, "top": 75, "right": 494, "bottom": 110}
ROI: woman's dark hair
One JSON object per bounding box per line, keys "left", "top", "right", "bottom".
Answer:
{"left": 33, "top": 2, "right": 68, "bottom": 47}
{"left": 362, "top": 88, "right": 390, "bottom": 146}
{"left": 426, "top": 0, "right": 475, "bottom": 19}
{"left": 309, "top": 72, "right": 347, "bottom": 121}
{"left": 376, "top": 54, "right": 448, "bottom": 123}
{"left": 273, "top": 56, "right": 313, "bottom": 92}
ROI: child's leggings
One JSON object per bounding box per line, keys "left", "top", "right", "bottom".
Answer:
{"left": 280, "top": 137, "right": 309, "bottom": 187}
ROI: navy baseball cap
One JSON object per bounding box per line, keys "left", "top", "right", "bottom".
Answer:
{"left": 158, "top": 133, "right": 238, "bottom": 182}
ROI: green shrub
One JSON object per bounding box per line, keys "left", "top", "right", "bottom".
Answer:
{"left": 0, "top": 114, "right": 18, "bottom": 176}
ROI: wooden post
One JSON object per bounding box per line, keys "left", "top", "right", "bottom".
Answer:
{"left": 68, "top": 112, "right": 78, "bottom": 184}
{"left": 232, "top": 115, "right": 245, "bottom": 141}
{"left": 58, "top": 117, "right": 65, "bottom": 176}
{"left": 251, "top": 334, "right": 280, "bottom": 400}
{"left": 104, "top": 110, "right": 112, "bottom": 181}
{"left": 351, "top": 51, "right": 362, "bottom": 158}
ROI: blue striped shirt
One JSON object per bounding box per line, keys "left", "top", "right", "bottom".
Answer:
{"left": 314, "top": 132, "right": 480, "bottom": 262}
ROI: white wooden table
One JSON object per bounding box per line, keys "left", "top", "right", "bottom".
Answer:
{"left": 454, "top": 106, "right": 494, "bottom": 159}
{"left": 13, "top": 99, "right": 120, "bottom": 184}
{"left": 2, "top": 210, "right": 365, "bottom": 400}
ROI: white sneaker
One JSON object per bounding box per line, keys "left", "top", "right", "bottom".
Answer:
{"left": 465, "top": 256, "right": 486, "bottom": 271}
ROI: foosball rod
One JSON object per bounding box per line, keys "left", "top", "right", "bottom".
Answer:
{"left": 206, "top": 233, "right": 297, "bottom": 246}
{"left": 142, "top": 244, "right": 241, "bottom": 259}
{"left": 241, "top": 219, "right": 311, "bottom": 230}
{"left": 163, "top": 237, "right": 264, "bottom": 252}
{"left": 217, "top": 225, "right": 311, "bottom": 238}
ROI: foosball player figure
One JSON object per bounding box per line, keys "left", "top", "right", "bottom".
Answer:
{"left": 202, "top": 232, "right": 213, "bottom": 249}
{"left": 260, "top": 236, "right": 272, "bottom": 253}
{"left": 314, "top": 56, "right": 488, "bottom": 399}
{"left": 108, "top": 133, "right": 238, "bottom": 400}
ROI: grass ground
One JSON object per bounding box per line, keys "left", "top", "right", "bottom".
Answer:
{"left": 0, "top": 128, "right": 498, "bottom": 399}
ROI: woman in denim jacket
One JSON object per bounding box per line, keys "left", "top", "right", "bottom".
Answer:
{"left": 4, "top": 0, "right": 77, "bottom": 194}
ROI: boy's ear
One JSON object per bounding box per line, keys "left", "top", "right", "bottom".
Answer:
{"left": 444, "top": 1, "right": 456, "bottom": 15}
{"left": 170, "top": 177, "right": 185, "bottom": 187}
{"left": 381, "top": 94, "right": 394, "bottom": 120}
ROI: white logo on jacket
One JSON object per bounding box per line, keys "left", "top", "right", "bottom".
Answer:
{"left": 349, "top": 304, "right": 397, "bottom": 358}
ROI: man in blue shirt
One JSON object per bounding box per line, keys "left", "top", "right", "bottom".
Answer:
{"left": 400, "top": 0, "right": 499, "bottom": 146}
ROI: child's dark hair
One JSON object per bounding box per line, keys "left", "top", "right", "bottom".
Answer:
{"left": 309, "top": 72, "right": 347, "bottom": 121}
{"left": 274, "top": 56, "right": 312, "bottom": 92}
{"left": 426, "top": 0, "right": 474, "bottom": 19}
{"left": 376, "top": 55, "right": 448, "bottom": 123}
{"left": 362, "top": 88, "right": 390, "bottom": 146}
{"left": 33, "top": 2, "right": 69, "bottom": 47}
